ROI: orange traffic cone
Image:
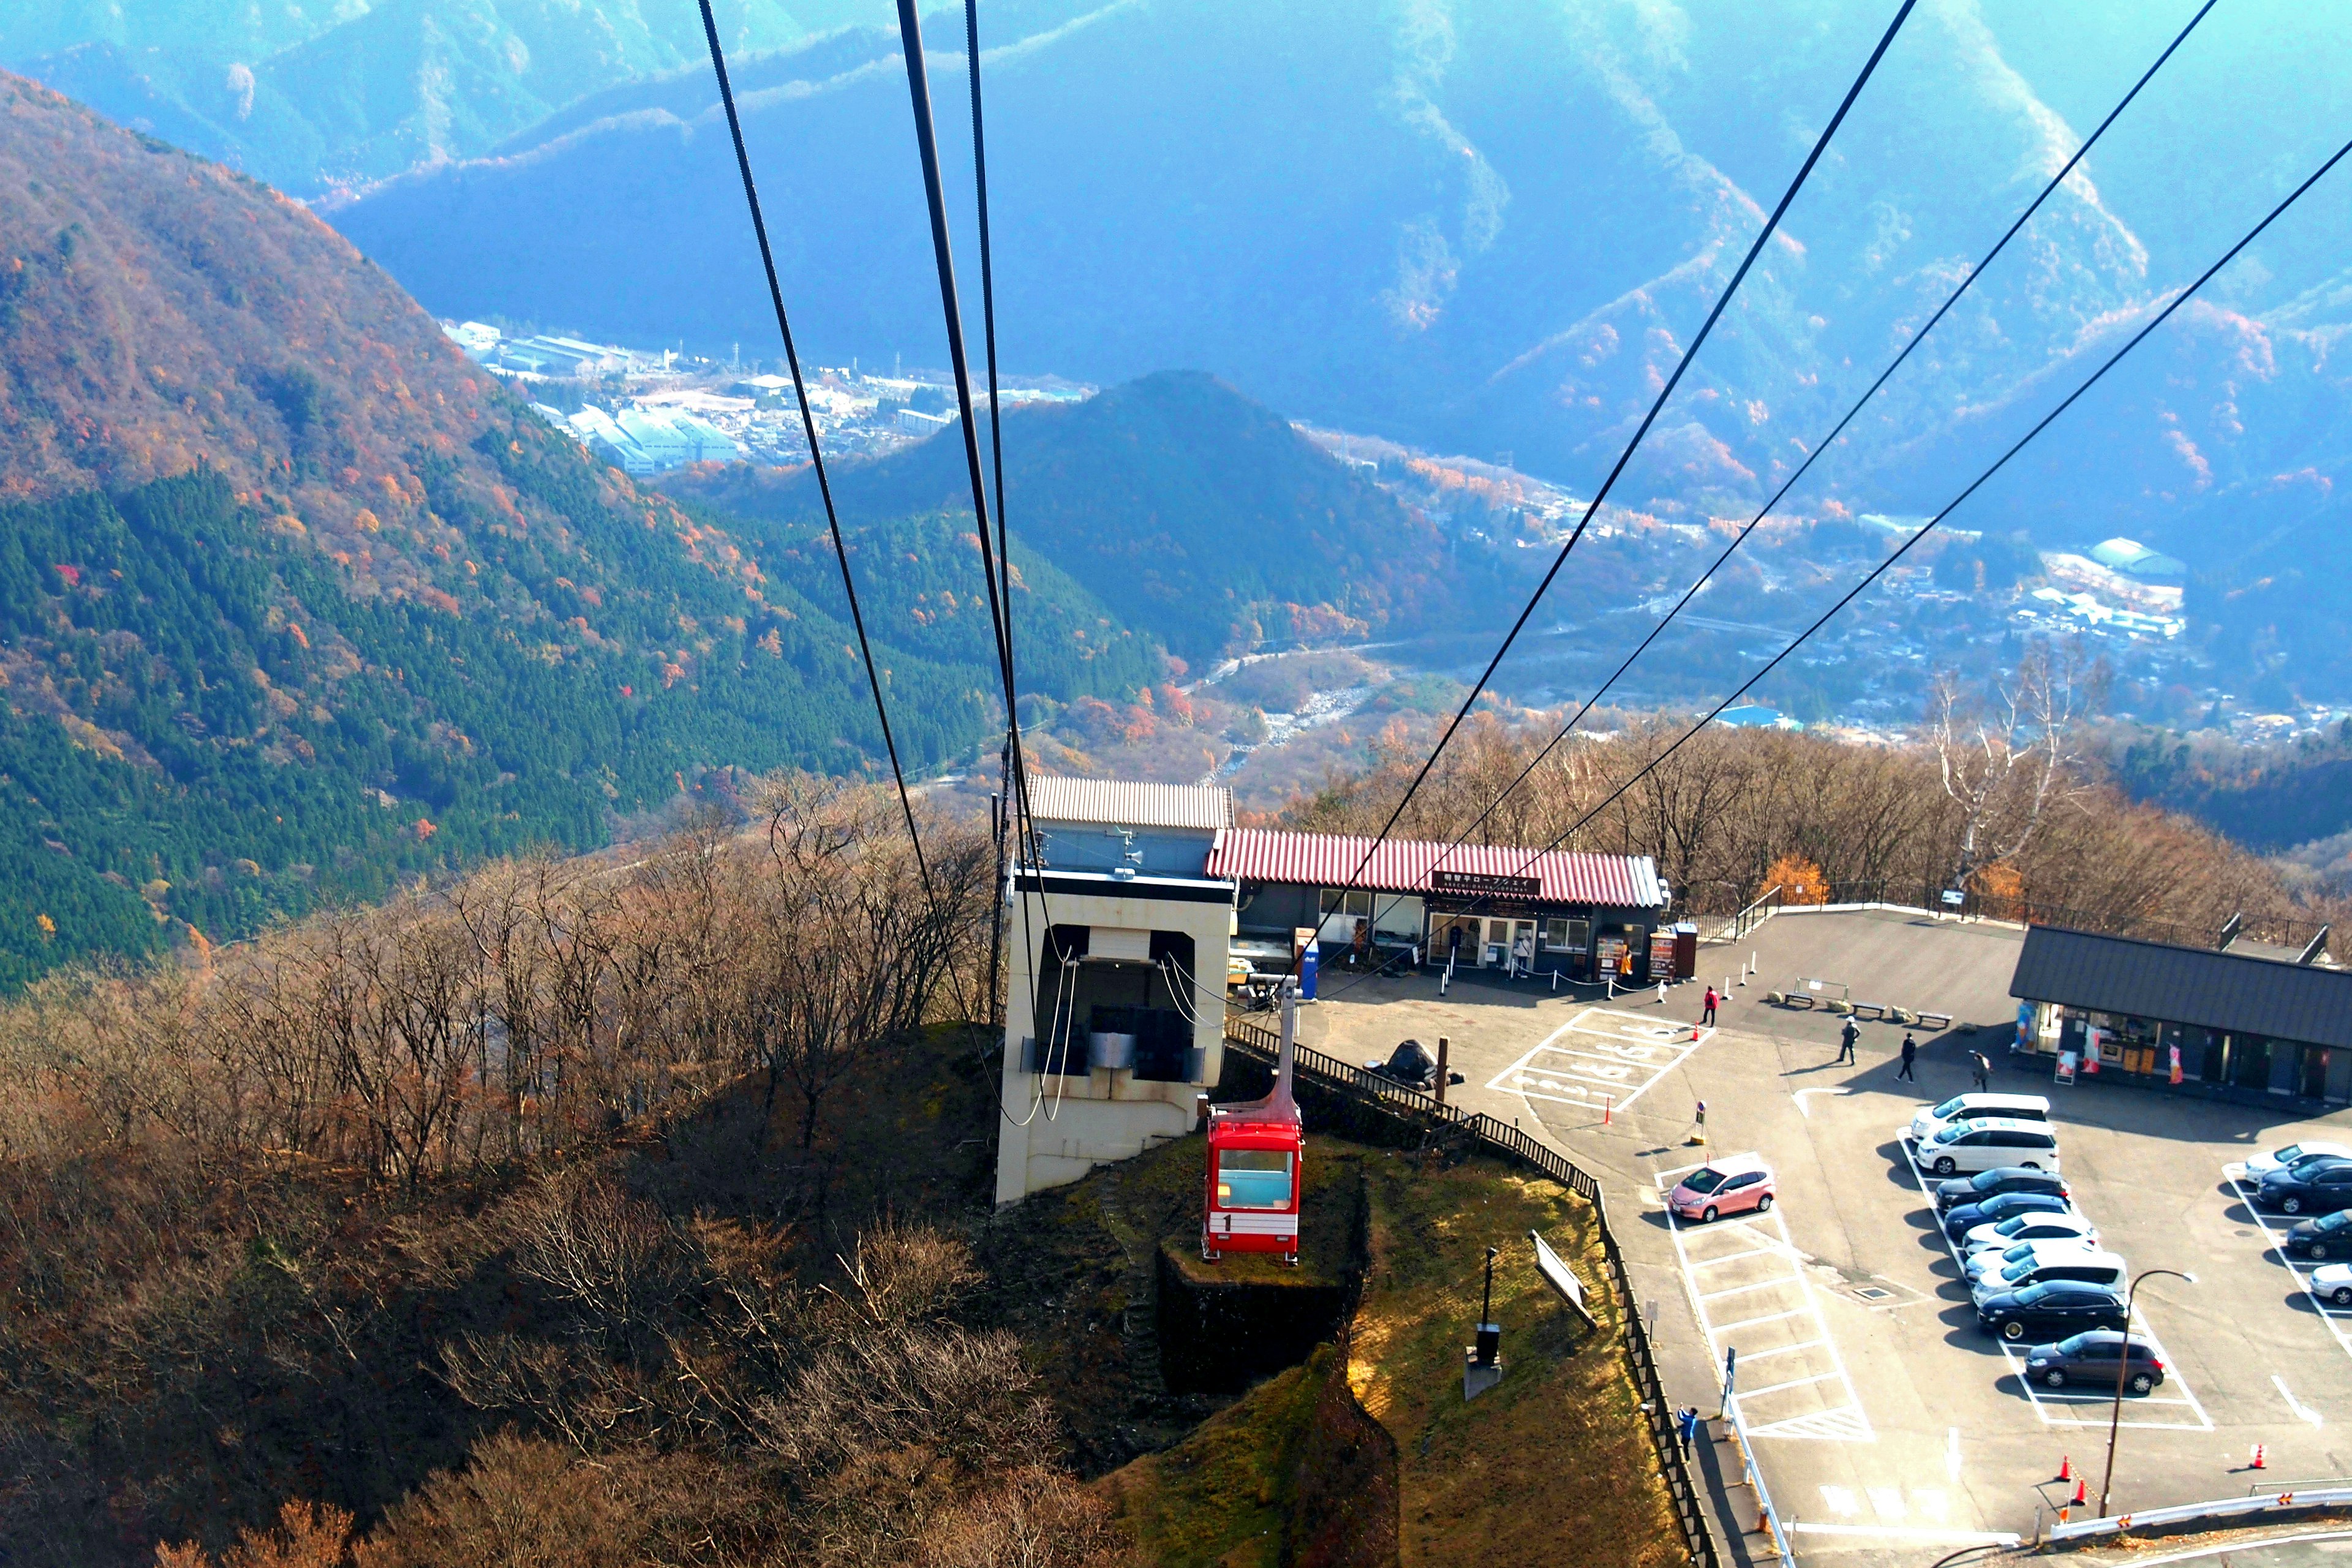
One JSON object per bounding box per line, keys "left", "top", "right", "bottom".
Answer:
{"left": 2058, "top": 1455, "right": 2073, "bottom": 1482}
{"left": 2071, "top": 1478, "right": 2087, "bottom": 1507}
{"left": 2252, "top": 1443, "right": 2267, "bottom": 1471}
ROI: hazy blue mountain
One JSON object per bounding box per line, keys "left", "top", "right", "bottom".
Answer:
{"left": 326, "top": 0, "right": 2352, "bottom": 679}
{"left": 9, "top": 0, "right": 891, "bottom": 197}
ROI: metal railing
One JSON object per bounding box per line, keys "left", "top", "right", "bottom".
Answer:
{"left": 1222, "top": 1016, "right": 1721, "bottom": 1568}
{"left": 1701, "top": 885, "right": 1784, "bottom": 944}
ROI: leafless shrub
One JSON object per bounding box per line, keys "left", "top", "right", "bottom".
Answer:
{"left": 918, "top": 1466, "right": 1134, "bottom": 1568}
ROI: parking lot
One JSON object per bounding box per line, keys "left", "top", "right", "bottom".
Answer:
{"left": 1302, "top": 911, "right": 2352, "bottom": 1564}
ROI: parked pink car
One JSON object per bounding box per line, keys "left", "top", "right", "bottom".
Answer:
{"left": 1669, "top": 1156, "right": 1776, "bottom": 1223}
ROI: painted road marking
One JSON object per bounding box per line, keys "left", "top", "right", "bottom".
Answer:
{"left": 2226, "top": 1166, "right": 2352, "bottom": 1367}
{"left": 1793, "top": 1087, "right": 1852, "bottom": 1118}
{"left": 1490, "top": 1008, "right": 1711, "bottom": 1111}
{"left": 1902, "top": 1147, "right": 2210, "bottom": 1431}
{"left": 2275, "top": 1373, "right": 2325, "bottom": 1427}
{"left": 1787, "top": 1525, "right": 2020, "bottom": 1545}
{"left": 1657, "top": 1155, "right": 1872, "bottom": 1444}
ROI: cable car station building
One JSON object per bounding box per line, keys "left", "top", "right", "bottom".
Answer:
{"left": 2008, "top": 924, "right": 2352, "bottom": 1106}
{"left": 993, "top": 779, "right": 1673, "bottom": 1204}
{"left": 995, "top": 779, "right": 1237, "bottom": 1205}
{"left": 1206, "top": 828, "right": 1670, "bottom": 983}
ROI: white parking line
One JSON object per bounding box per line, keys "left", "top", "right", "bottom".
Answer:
{"left": 1717, "top": 1308, "right": 1807, "bottom": 1334}
{"left": 1902, "top": 1148, "right": 2211, "bottom": 1431}
{"left": 1656, "top": 1155, "right": 1873, "bottom": 1444}
{"left": 1736, "top": 1339, "right": 1826, "bottom": 1363}
{"left": 1743, "top": 1370, "right": 1842, "bottom": 1400}
{"left": 2275, "top": 1373, "right": 2325, "bottom": 1427}
{"left": 1490, "top": 1008, "right": 1711, "bottom": 1112}
{"left": 2226, "top": 1167, "right": 2352, "bottom": 1366}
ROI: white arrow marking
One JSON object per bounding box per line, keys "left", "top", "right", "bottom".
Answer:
{"left": 1793, "top": 1087, "right": 1853, "bottom": 1118}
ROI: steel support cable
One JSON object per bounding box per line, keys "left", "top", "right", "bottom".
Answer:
{"left": 1515, "top": 130, "right": 2352, "bottom": 875}
{"left": 1276, "top": 0, "right": 1918, "bottom": 983}
{"left": 1314, "top": 0, "right": 2218, "bottom": 1005}
{"left": 695, "top": 0, "right": 940, "bottom": 910}
{"left": 963, "top": 0, "right": 1021, "bottom": 1036}
{"left": 894, "top": 0, "right": 1060, "bottom": 1060}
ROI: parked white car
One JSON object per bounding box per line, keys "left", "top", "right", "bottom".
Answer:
{"left": 2312, "top": 1262, "right": 2352, "bottom": 1308}
{"left": 1965, "top": 1236, "right": 2101, "bottom": 1286}
{"left": 2237, "top": 1141, "right": 2352, "bottom": 1183}
{"left": 1917, "top": 1117, "right": 2061, "bottom": 1178}
{"left": 1908, "top": 1093, "right": 2052, "bottom": 1148}
{"left": 1970, "top": 1248, "right": 2127, "bottom": 1305}
{"left": 1962, "top": 1210, "right": 2097, "bottom": 1256}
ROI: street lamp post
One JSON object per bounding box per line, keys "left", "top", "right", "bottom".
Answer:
{"left": 2098, "top": 1268, "right": 2196, "bottom": 1517}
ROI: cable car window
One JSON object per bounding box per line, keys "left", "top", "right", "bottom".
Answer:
{"left": 1216, "top": 1149, "right": 1294, "bottom": 1210}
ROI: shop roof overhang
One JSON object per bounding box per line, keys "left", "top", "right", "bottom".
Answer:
{"left": 1204, "top": 827, "right": 1664, "bottom": 908}
{"left": 2010, "top": 925, "right": 2352, "bottom": 1051}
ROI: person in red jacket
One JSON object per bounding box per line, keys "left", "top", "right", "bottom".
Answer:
{"left": 1700, "top": 985, "right": 1719, "bottom": 1027}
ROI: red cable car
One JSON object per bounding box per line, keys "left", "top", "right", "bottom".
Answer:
{"left": 1204, "top": 991, "right": 1303, "bottom": 1265}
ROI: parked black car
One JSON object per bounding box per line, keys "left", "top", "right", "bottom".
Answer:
{"left": 1943, "top": 1190, "right": 2075, "bottom": 1243}
{"left": 2256, "top": 1156, "right": 2352, "bottom": 1216}
{"left": 2023, "top": 1330, "right": 2166, "bottom": 1393}
{"left": 2283, "top": 1209, "right": 2352, "bottom": 1260}
{"left": 1976, "top": 1281, "right": 2130, "bottom": 1341}
{"left": 1934, "top": 1166, "right": 2071, "bottom": 1213}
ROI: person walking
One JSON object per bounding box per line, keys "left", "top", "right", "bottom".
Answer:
{"left": 1837, "top": 1017, "right": 1858, "bottom": 1065}
{"left": 1701, "top": 985, "right": 1719, "bottom": 1027}
{"left": 1970, "top": 1048, "right": 1992, "bottom": 1091}
{"left": 1898, "top": 1032, "right": 1918, "bottom": 1081}
{"left": 1676, "top": 1405, "right": 1701, "bottom": 1456}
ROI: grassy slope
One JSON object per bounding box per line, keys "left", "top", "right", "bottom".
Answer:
{"left": 1101, "top": 1142, "right": 1683, "bottom": 1568}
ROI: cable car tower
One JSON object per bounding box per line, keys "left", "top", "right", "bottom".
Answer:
{"left": 1204, "top": 981, "right": 1304, "bottom": 1265}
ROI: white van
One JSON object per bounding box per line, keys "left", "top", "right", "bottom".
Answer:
{"left": 1917, "top": 1117, "right": 2060, "bottom": 1178}
{"left": 1908, "top": 1093, "right": 2052, "bottom": 1147}
{"left": 1970, "top": 1248, "right": 2127, "bottom": 1304}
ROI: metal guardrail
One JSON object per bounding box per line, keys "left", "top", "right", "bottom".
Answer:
{"left": 1721, "top": 1390, "right": 1796, "bottom": 1568}
{"left": 1223, "top": 1017, "right": 1722, "bottom": 1568}
{"left": 2045, "top": 1484, "right": 2352, "bottom": 1544}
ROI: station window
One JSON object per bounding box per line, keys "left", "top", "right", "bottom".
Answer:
{"left": 1215, "top": 1148, "right": 1295, "bottom": 1210}
{"left": 1545, "top": 918, "right": 1589, "bottom": 951}
{"left": 1319, "top": 889, "right": 1373, "bottom": 917}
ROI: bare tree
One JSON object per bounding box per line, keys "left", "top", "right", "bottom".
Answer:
{"left": 1931, "top": 640, "right": 2097, "bottom": 893}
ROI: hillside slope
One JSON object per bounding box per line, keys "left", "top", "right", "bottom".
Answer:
{"left": 665, "top": 372, "right": 1459, "bottom": 665}
{"left": 0, "top": 75, "right": 1126, "bottom": 984}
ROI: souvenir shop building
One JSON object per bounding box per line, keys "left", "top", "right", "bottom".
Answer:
{"left": 1205, "top": 828, "right": 1674, "bottom": 983}
{"left": 2008, "top": 924, "right": 2352, "bottom": 1104}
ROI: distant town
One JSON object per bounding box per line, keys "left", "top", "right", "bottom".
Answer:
{"left": 440, "top": 318, "right": 1093, "bottom": 475}
{"left": 446, "top": 320, "right": 2343, "bottom": 751}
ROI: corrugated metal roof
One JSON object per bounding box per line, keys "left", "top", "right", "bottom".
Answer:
{"left": 1023, "top": 776, "right": 1232, "bottom": 832}
{"left": 1205, "top": 828, "right": 1664, "bottom": 908}
{"left": 2010, "top": 925, "right": 2352, "bottom": 1049}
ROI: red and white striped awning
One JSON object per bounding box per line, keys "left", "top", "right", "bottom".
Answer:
{"left": 1205, "top": 828, "right": 1664, "bottom": 908}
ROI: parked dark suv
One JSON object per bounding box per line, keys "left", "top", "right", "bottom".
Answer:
{"left": 1943, "top": 1190, "right": 2075, "bottom": 1243}
{"left": 2256, "top": 1156, "right": 2352, "bottom": 1216}
{"left": 2283, "top": 1208, "right": 2352, "bottom": 1260}
{"left": 2023, "top": 1330, "right": 2166, "bottom": 1393}
{"left": 1976, "top": 1280, "right": 2130, "bottom": 1342}
{"left": 1934, "top": 1166, "right": 2070, "bottom": 1213}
